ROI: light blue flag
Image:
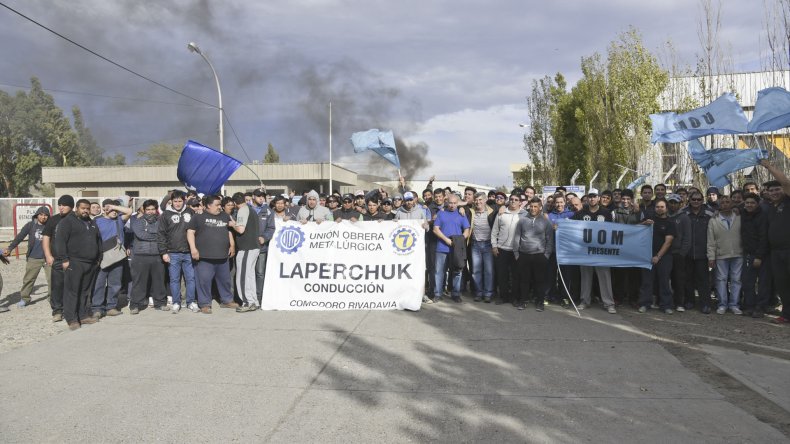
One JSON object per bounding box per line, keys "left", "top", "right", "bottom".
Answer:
{"left": 687, "top": 139, "right": 767, "bottom": 188}
{"left": 650, "top": 93, "right": 748, "bottom": 143}
{"left": 350, "top": 129, "right": 401, "bottom": 168}
{"left": 625, "top": 173, "right": 650, "bottom": 190}
{"left": 555, "top": 220, "right": 653, "bottom": 269}
{"left": 747, "top": 87, "right": 790, "bottom": 133}
{"left": 177, "top": 140, "right": 242, "bottom": 195}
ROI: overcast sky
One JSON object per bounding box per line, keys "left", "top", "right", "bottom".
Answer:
{"left": 0, "top": 0, "right": 770, "bottom": 186}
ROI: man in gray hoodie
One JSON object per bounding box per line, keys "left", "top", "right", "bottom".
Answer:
{"left": 513, "top": 198, "right": 553, "bottom": 311}
{"left": 491, "top": 194, "right": 525, "bottom": 306}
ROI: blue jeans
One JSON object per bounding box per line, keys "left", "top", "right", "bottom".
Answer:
{"left": 195, "top": 259, "right": 233, "bottom": 308}
{"left": 715, "top": 257, "right": 743, "bottom": 308}
{"left": 435, "top": 252, "right": 461, "bottom": 298}
{"left": 168, "top": 252, "right": 196, "bottom": 306}
{"left": 91, "top": 260, "right": 123, "bottom": 313}
{"left": 471, "top": 240, "right": 494, "bottom": 297}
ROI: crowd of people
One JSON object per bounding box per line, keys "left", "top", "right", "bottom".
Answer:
{"left": 2, "top": 159, "right": 789, "bottom": 329}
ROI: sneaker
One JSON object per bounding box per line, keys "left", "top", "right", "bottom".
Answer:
{"left": 148, "top": 297, "right": 154, "bottom": 307}
{"left": 236, "top": 305, "right": 256, "bottom": 313}
{"left": 517, "top": 303, "right": 526, "bottom": 310}
{"left": 92, "top": 311, "right": 103, "bottom": 319}
{"left": 577, "top": 303, "right": 587, "bottom": 310}
{"left": 154, "top": 305, "right": 170, "bottom": 312}
{"left": 716, "top": 307, "right": 726, "bottom": 315}
{"left": 130, "top": 307, "right": 140, "bottom": 315}
{"left": 650, "top": 303, "right": 660, "bottom": 309}
{"left": 106, "top": 308, "right": 122, "bottom": 316}
{"left": 676, "top": 306, "right": 685, "bottom": 313}
{"left": 535, "top": 304, "right": 544, "bottom": 312}
{"left": 17, "top": 300, "right": 26, "bottom": 308}
{"left": 200, "top": 306, "right": 212, "bottom": 314}
{"left": 52, "top": 313, "right": 62, "bottom": 322}
{"left": 220, "top": 302, "right": 239, "bottom": 309}
{"left": 638, "top": 306, "right": 647, "bottom": 313}
{"left": 772, "top": 315, "right": 788, "bottom": 324}
{"left": 68, "top": 322, "right": 80, "bottom": 331}
{"left": 171, "top": 304, "right": 181, "bottom": 314}
{"left": 664, "top": 308, "right": 674, "bottom": 314}
{"left": 0, "top": 306, "right": 9, "bottom": 313}
{"left": 483, "top": 297, "right": 492, "bottom": 303}
{"left": 80, "top": 317, "right": 98, "bottom": 325}
{"left": 248, "top": 304, "right": 258, "bottom": 312}
{"left": 607, "top": 306, "right": 617, "bottom": 314}
{"left": 422, "top": 295, "right": 434, "bottom": 304}
{"left": 451, "top": 297, "right": 462, "bottom": 303}
{"left": 473, "top": 296, "right": 482, "bottom": 302}
{"left": 188, "top": 302, "right": 199, "bottom": 313}
{"left": 752, "top": 309, "right": 765, "bottom": 318}
{"left": 730, "top": 307, "right": 743, "bottom": 315}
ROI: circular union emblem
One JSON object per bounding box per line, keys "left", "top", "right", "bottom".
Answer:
{"left": 276, "top": 225, "right": 305, "bottom": 254}
{"left": 391, "top": 226, "right": 417, "bottom": 255}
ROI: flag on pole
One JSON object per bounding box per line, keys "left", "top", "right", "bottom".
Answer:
{"left": 687, "top": 139, "right": 767, "bottom": 188}
{"left": 350, "top": 129, "right": 401, "bottom": 168}
{"left": 650, "top": 93, "right": 748, "bottom": 143}
{"left": 177, "top": 140, "right": 242, "bottom": 195}
{"left": 625, "top": 173, "right": 650, "bottom": 190}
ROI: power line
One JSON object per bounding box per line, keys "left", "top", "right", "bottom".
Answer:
{"left": 103, "top": 132, "right": 217, "bottom": 151}
{"left": 0, "top": 2, "right": 216, "bottom": 108}
{"left": 0, "top": 81, "right": 215, "bottom": 109}
{"left": 222, "top": 109, "right": 256, "bottom": 164}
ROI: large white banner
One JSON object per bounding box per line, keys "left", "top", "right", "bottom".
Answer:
{"left": 262, "top": 220, "right": 425, "bottom": 311}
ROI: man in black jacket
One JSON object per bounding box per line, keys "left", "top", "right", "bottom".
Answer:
{"left": 158, "top": 191, "right": 196, "bottom": 313}
{"left": 53, "top": 199, "right": 101, "bottom": 330}
{"left": 740, "top": 192, "right": 771, "bottom": 318}
{"left": 42, "top": 195, "right": 74, "bottom": 322}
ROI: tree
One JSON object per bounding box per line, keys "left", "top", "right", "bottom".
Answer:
{"left": 264, "top": 142, "right": 280, "bottom": 163}
{"left": 72, "top": 106, "right": 104, "bottom": 163}
{"left": 136, "top": 143, "right": 182, "bottom": 165}
{"left": 523, "top": 76, "right": 557, "bottom": 186}
{"left": 0, "top": 77, "right": 92, "bottom": 196}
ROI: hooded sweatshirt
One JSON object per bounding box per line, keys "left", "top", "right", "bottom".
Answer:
{"left": 513, "top": 212, "right": 554, "bottom": 257}
{"left": 490, "top": 207, "right": 525, "bottom": 251}
{"left": 8, "top": 206, "right": 50, "bottom": 259}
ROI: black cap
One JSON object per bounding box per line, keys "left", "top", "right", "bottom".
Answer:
{"left": 342, "top": 193, "right": 354, "bottom": 202}
{"left": 187, "top": 198, "right": 200, "bottom": 207}
{"left": 57, "top": 195, "right": 75, "bottom": 208}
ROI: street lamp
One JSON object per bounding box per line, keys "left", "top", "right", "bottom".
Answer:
{"left": 188, "top": 42, "right": 224, "bottom": 155}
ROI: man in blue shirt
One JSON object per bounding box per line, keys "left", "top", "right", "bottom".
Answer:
{"left": 432, "top": 194, "right": 470, "bottom": 302}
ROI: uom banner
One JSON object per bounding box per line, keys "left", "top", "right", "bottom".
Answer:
{"left": 262, "top": 220, "right": 425, "bottom": 310}
{"left": 555, "top": 219, "right": 652, "bottom": 269}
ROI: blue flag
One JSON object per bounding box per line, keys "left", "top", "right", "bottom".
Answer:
{"left": 650, "top": 93, "right": 748, "bottom": 143}
{"left": 625, "top": 173, "right": 650, "bottom": 190}
{"left": 555, "top": 220, "right": 653, "bottom": 269}
{"left": 747, "top": 87, "right": 790, "bottom": 133}
{"left": 687, "top": 139, "right": 767, "bottom": 188}
{"left": 350, "top": 129, "right": 401, "bottom": 168}
{"left": 177, "top": 140, "right": 242, "bottom": 195}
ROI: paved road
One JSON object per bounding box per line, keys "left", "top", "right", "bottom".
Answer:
{"left": 0, "top": 301, "right": 786, "bottom": 443}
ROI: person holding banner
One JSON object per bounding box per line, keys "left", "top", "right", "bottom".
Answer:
{"left": 432, "top": 194, "right": 470, "bottom": 303}
{"left": 513, "top": 198, "right": 554, "bottom": 311}
{"left": 298, "top": 190, "right": 332, "bottom": 223}
{"left": 612, "top": 189, "right": 642, "bottom": 307}
{"left": 572, "top": 190, "right": 617, "bottom": 313}
{"left": 638, "top": 198, "right": 676, "bottom": 314}
{"left": 334, "top": 194, "right": 364, "bottom": 221}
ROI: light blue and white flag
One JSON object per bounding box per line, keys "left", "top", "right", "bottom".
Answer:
{"left": 687, "top": 139, "right": 768, "bottom": 188}
{"left": 650, "top": 93, "right": 748, "bottom": 143}
{"left": 555, "top": 220, "right": 652, "bottom": 269}
{"left": 350, "top": 129, "right": 400, "bottom": 168}
{"left": 747, "top": 87, "right": 790, "bottom": 133}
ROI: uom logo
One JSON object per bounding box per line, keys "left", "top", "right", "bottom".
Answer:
{"left": 276, "top": 226, "right": 305, "bottom": 254}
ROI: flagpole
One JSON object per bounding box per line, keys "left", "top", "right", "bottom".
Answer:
{"left": 329, "top": 102, "right": 333, "bottom": 196}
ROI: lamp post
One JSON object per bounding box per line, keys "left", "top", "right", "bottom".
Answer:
{"left": 518, "top": 123, "right": 534, "bottom": 186}
{"left": 188, "top": 42, "right": 224, "bottom": 155}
